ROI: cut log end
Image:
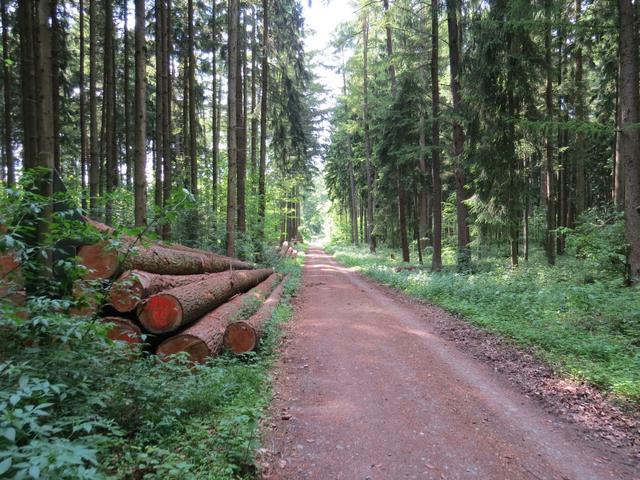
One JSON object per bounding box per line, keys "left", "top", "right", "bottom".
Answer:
{"left": 103, "top": 316, "right": 142, "bottom": 344}
{"left": 156, "top": 334, "right": 211, "bottom": 363}
{"left": 0, "top": 254, "right": 20, "bottom": 276}
{"left": 78, "top": 242, "right": 119, "bottom": 279}
{"left": 109, "top": 271, "right": 145, "bottom": 312}
{"left": 223, "top": 321, "right": 257, "bottom": 354}
{"left": 138, "top": 294, "right": 183, "bottom": 333}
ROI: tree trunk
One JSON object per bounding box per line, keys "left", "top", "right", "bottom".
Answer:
{"left": 431, "top": 0, "right": 442, "bottom": 271}
{"left": 614, "top": 54, "right": 624, "bottom": 208}
{"left": 507, "top": 32, "right": 520, "bottom": 268}
{"left": 544, "top": 0, "right": 556, "bottom": 265}
{"left": 78, "top": 239, "right": 254, "bottom": 280}
{"left": 154, "top": 0, "right": 163, "bottom": 229}
{"left": 398, "top": 172, "right": 410, "bottom": 262}
{"left": 89, "top": 0, "right": 99, "bottom": 215}
{"left": 446, "top": 0, "right": 470, "bottom": 267}
{"left": 524, "top": 184, "right": 529, "bottom": 262}
{"left": 418, "top": 114, "right": 429, "bottom": 257}
{"left": 382, "top": 0, "right": 397, "bottom": 96}
{"left": 157, "top": 272, "right": 280, "bottom": 361}
{"left": 79, "top": 0, "right": 87, "bottom": 208}
{"left": 382, "top": 0, "right": 407, "bottom": 261}
{"left": 226, "top": 0, "right": 239, "bottom": 255}
{"left": 348, "top": 157, "right": 358, "bottom": 245}
{"left": 110, "top": 270, "right": 239, "bottom": 313}
{"left": 257, "top": 0, "right": 268, "bottom": 239}
{"left": 134, "top": 0, "right": 147, "bottom": 227}
{"left": 20, "top": 1, "right": 37, "bottom": 173}
{"left": 50, "top": 0, "right": 60, "bottom": 175}
{"left": 140, "top": 268, "right": 273, "bottom": 333}
{"left": 574, "top": 0, "right": 585, "bottom": 216}
{"left": 103, "top": 0, "right": 117, "bottom": 225}
{"left": 236, "top": 9, "right": 247, "bottom": 234}
{"left": 123, "top": 0, "right": 132, "bottom": 188}
{"left": 618, "top": 0, "right": 640, "bottom": 283}
{"left": 36, "top": 0, "right": 55, "bottom": 241}
{"left": 1, "top": 0, "right": 13, "bottom": 187}
{"left": 161, "top": 0, "right": 172, "bottom": 240}
{"left": 224, "top": 274, "right": 286, "bottom": 354}
{"left": 342, "top": 64, "right": 357, "bottom": 246}
{"left": 250, "top": 9, "right": 258, "bottom": 190}
{"left": 362, "top": 12, "right": 375, "bottom": 252}
{"left": 211, "top": 0, "right": 218, "bottom": 215}
{"left": 188, "top": 0, "right": 197, "bottom": 197}
{"left": 557, "top": 30, "right": 567, "bottom": 255}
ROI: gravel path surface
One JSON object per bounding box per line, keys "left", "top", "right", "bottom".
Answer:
{"left": 261, "top": 247, "right": 637, "bottom": 480}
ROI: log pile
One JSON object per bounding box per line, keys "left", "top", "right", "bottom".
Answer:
{"left": 277, "top": 240, "right": 299, "bottom": 259}
{"left": 70, "top": 220, "right": 287, "bottom": 363}
{"left": 156, "top": 273, "right": 283, "bottom": 362}
{"left": 223, "top": 276, "right": 288, "bottom": 354}
{"left": 0, "top": 218, "right": 288, "bottom": 361}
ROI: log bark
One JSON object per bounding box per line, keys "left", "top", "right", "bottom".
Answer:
{"left": 0, "top": 252, "right": 22, "bottom": 286}
{"left": 68, "top": 280, "right": 101, "bottom": 316}
{"left": 156, "top": 272, "right": 281, "bottom": 361}
{"left": 109, "top": 270, "right": 224, "bottom": 313}
{"left": 0, "top": 230, "right": 23, "bottom": 308}
{"left": 224, "top": 275, "right": 286, "bottom": 354}
{"left": 103, "top": 316, "right": 142, "bottom": 344}
{"left": 81, "top": 218, "right": 254, "bottom": 271}
{"left": 78, "top": 240, "right": 253, "bottom": 280}
{"left": 82, "top": 216, "right": 115, "bottom": 234}
{"left": 139, "top": 268, "right": 273, "bottom": 333}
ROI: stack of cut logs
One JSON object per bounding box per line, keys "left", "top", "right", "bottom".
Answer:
{"left": 278, "top": 240, "right": 299, "bottom": 259}
{"left": 0, "top": 219, "right": 291, "bottom": 363}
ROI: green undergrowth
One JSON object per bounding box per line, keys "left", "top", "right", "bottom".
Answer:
{"left": 326, "top": 243, "right": 640, "bottom": 403}
{"left": 0, "top": 254, "right": 303, "bottom": 479}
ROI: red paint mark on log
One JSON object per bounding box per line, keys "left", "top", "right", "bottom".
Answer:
{"left": 141, "top": 294, "right": 182, "bottom": 333}
{"left": 102, "top": 316, "right": 142, "bottom": 344}
{"left": 224, "top": 322, "right": 257, "bottom": 353}
{"left": 78, "top": 241, "right": 119, "bottom": 279}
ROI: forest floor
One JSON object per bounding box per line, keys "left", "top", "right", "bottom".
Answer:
{"left": 259, "top": 247, "right": 638, "bottom": 480}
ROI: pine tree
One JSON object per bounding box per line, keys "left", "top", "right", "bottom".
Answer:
{"left": 618, "top": 0, "right": 640, "bottom": 283}
{"left": 134, "top": 0, "right": 147, "bottom": 227}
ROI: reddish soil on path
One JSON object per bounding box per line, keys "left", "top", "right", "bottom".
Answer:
{"left": 261, "top": 247, "right": 638, "bottom": 480}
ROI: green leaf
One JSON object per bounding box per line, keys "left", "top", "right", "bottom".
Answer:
{"left": 0, "top": 458, "right": 11, "bottom": 475}
{"left": 28, "top": 465, "right": 40, "bottom": 479}
{"left": 2, "top": 428, "right": 16, "bottom": 442}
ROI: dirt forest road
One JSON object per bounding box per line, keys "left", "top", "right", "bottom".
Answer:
{"left": 262, "top": 247, "right": 637, "bottom": 480}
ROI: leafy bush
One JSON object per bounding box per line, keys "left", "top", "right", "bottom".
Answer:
{"left": 0, "top": 252, "right": 302, "bottom": 479}
{"left": 562, "top": 206, "right": 627, "bottom": 276}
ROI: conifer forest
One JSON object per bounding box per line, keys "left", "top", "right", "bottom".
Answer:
{"left": 0, "top": 0, "right": 639, "bottom": 478}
